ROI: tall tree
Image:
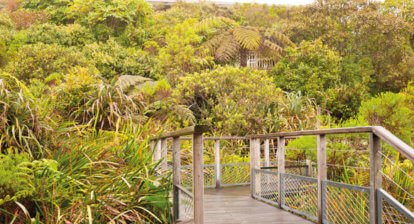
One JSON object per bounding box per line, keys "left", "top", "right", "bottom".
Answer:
{"left": 283, "top": 0, "right": 414, "bottom": 93}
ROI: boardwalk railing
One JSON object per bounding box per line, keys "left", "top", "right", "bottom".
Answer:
{"left": 173, "top": 184, "right": 194, "bottom": 222}
{"left": 179, "top": 162, "right": 309, "bottom": 189}
{"left": 248, "top": 126, "right": 414, "bottom": 224}
{"left": 151, "top": 126, "right": 209, "bottom": 224}
{"left": 153, "top": 126, "right": 414, "bottom": 224}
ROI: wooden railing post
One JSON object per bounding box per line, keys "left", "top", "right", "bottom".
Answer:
{"left": 161, "top": 138, "right": 168, "bottom": 171}
{"left": 193, "top": 132, "right": 204, "bottom": 224}
{"left": 214, "top": 140, "right": 221, "bottom": 188}
{"left": 264, "top": 139, "right": 270, "bottom": 167}
{"left": 277, "top": 137, "right": 285, "bottom": 208}
{"left": 154, "top": 139, "right": 161, "bottom": 163}
{"left": 370, "top": 133, "right": 382, "bottom": 224}
{"left": 172, "top": 137, "right": 181, "bottom": 221}
{"left": 317, "top": 134, "right": 327, "bottom": 224}
{"left": 250, "top": 138, "right": 260, "bottom": 197}
{"left": 306, "top": 159, "right": 313, "bottom": 177}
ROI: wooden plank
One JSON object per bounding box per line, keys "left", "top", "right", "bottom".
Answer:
{"left": 246, "top": 126, "right": 373, "bottom": 139}
{"left": 214, "top": 140, "right": 221, "bottom": 188}
{"left": 204, "top": 186, "right": 314, "bottom": 224}
{"left": 372, "top": 126, "right": 414, "bottom": 162}
{"left": 370, "top": 133, "right": 382, "bottom": 224}
{"left": 150, "top": 125, "right": 209, "bottom": 140}
{"left": 317, "top": 134, "right": 326, "bottom": 224}
{"left": 277, "top": 137, "right": 285, "bottom": 208}
{"left": 193, "top": 133, "right": 204, "bottom": 224}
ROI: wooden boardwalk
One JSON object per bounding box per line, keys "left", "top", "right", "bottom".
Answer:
{"left": 204, "top": 186, "right": 314, "bottom": 224}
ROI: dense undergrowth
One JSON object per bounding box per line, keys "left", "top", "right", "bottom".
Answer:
{"left": 0, "top": 0, "right": 413, "bottom": 222}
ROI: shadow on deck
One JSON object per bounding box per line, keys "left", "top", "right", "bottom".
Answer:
{"left": 204, "top": 186, "right": 314, "bottom": 224}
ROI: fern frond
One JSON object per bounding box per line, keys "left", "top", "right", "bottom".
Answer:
{"left": 215, "top": 34, "right": 240, "bottom": 62}
{"left": 262, "top": 40, "right": 284, "bottom": 57}
{"left": 261, "top": 28, "right": 296, "bottom": 48}
{"left": 233, "top": 27, "right": 261, "bottom": 51}
{"left": 116, "top": 75, "right": 152, "bottom": 91}
{"left": 169, "top": 104, "right": 196, "bottom": 124}
{"left": 202, "top": 31, "right": 231, "bottom": 55}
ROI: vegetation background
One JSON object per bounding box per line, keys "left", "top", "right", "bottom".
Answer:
{"left": 0, "top": 0, "right": 413, "bottom": 222}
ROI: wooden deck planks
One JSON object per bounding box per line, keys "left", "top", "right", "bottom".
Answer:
{"left": 204, "top": 186, "right": 314, "bottom": 224}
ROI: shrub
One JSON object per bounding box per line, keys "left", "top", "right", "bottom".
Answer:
{"left": 1, "top": 125, "right": 171, "bottom": 223}
{"left": 5, "top": 43, "right": 90, "bottom": 82}
{"left": 23, "top": 23, "right": 94, "bottom": 47}
{"left": 158, "top": 19, "right": 214, "bottom": 80}
{"left": 8, "top": 9, "right": 48, "bottom": 30}
{"left": 0, "top": 40, "right": 7, "bottom": 67}
{"left": 0, "top": 73, "right": 47, "bottom": 156}
{"left": 92, "top": 23, "right": 113, "bottom": 42}
{"left": 66, "top": 0, "right": 152, "bottom": 31}
{"left": 118, "top": 23, "right": 154, "bottom": 47}
{"left": 0, "top": 12, "right": 15, "bottom": 29}
{"left": 3, "top": 0, "right": 21, "bottom": 12}
{"left": 174, "top": 66, "right": 315, "bottom": 135}
{"left": 53, "top": 67, "right": 145, "bottom": 129}
{"left": 358, "top": 85, "right": 414, "bottom": 144}
{"left": 83, "top": 38, "right": 159, "bottom": 80}
{"left": 20, "top": 0, "right": 71, "bottom": 23}
{"left": 272, "top": 40, "right": 372, "bottom": 119}
{"left": 0, "top": 12, "right": 17, "bottom": 46}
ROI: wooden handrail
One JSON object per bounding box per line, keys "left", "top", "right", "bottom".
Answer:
{"left": 150, "top": 125, "right": 209, "bottom": 140}
{"left": 245, "top": 126, "right": 413, "bottom": 163}
{"left": 372, "top": 126, "right": 414, "bottom": 162}
{"left": 246, "top": 126, "right": 373, "bottom": 138}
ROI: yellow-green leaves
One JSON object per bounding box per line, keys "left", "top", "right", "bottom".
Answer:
{"left": 233, "top": 26, "right": 261, "bottom": 50}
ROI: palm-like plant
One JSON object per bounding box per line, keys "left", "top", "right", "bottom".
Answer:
{"left": 203, "top": 26, "right": 296, "bottom": 67}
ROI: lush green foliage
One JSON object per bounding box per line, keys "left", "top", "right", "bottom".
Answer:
{"left": 175, "top": 66, "right": 316, "bottom": 135}
{"left": 359, "top": 83, "right": 414, "bottom": 144}
{"left": 83, "top": 38, "right": 159, "bottom": 79}
{"left": 22, "top": 23, "right": 94, "bottom": 46}
{"left": 272, "top": 40, "right": 372, "bottom": 119}
{"left": 0, "top": 0, "right": 414, "bottom": 221}
{"left": 4, "top": 43, "right": 90, "bottom": 82}
{"left": 283, "top": 0, "right": 414, "bottom": 94}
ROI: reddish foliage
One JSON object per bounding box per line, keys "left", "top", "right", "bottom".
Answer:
{"left": 4, "top": 0, "right": 21, "bottom": 12}
{"left": 9, "top": 10, "right": 49, "bottom": 30}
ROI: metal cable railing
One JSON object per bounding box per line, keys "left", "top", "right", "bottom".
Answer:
{"left": 180, "top": 164, "right": 215, "bottom": 188}
{"left": 173, "top": 184, "right": 194, "bottom": 222}
{"left": 161, "top": 126, "right": 414, "bottom": 224}
{"left": 281, "top": 173, "right": 318, "bottom": 221}
{"left": 322, "top": 181, "right": 370, "bottom": 224}
{"left": 221, "top": 162, "right": 250, "bottom": 186}
{"left": 378, "top": 189, "right": 414, "bottom": 224}
{"left": 252, "top": 169, "right": 279, "bottom": 206}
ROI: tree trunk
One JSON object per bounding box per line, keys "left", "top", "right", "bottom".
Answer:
{"left": 240, "top": 49, "right": 248, "bottom": 67}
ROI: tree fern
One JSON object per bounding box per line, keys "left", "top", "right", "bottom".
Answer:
{"left": 215, "top": 34, "right": 240, "bottom": 62}
{"left": 233, "top": 27, "right": 261, "bottom": 50}
{"left": 202, "top": 26, "right": 296, "bottom": 67}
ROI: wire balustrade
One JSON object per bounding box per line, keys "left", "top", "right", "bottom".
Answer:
{"left": 157, "top": 126, "right": 414, "bottom": 224}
